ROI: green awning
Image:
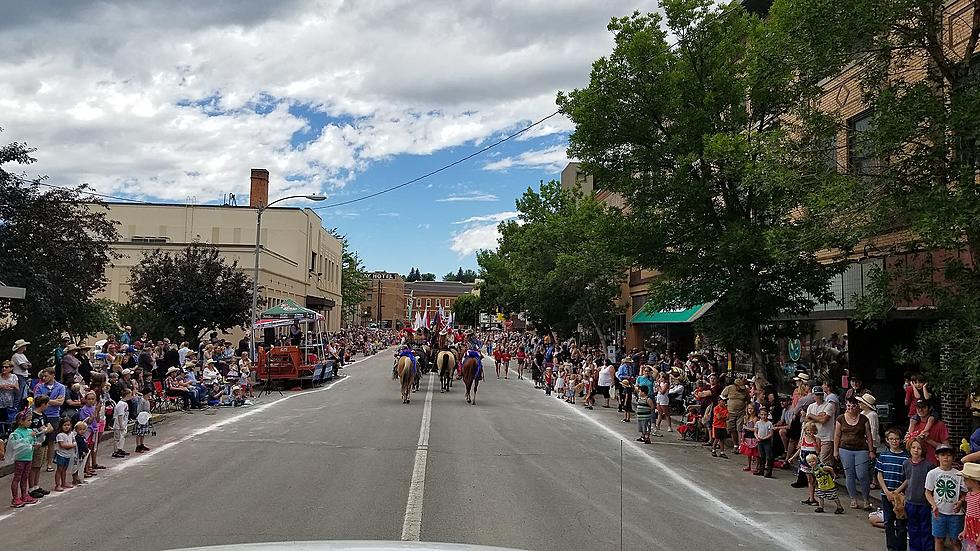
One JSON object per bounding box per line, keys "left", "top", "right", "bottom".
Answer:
{"left": 630, "top": 301, "right": 716, "bottom": 324}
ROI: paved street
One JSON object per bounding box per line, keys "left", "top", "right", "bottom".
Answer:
{"left": 1, "top": 351, "right": 878, "bottom": 551}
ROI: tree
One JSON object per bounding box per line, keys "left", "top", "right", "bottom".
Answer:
{"left": 127, "top": 243, "right": 252, "bottom": 344}
{"left": 419, "top": 272, "right": 436, "bottom": 281}
{"left": 452, "top": 293, "right": 481, "bottom": 327}
{"left": 557, "top": 3, "right": 855, "bottom": 367}
{"left": 0, "top": 137, "right": 120, "bottom": 363}
{"left": 330, "top": 229, "right": 371, "bottom": 327}
{"left": 782, "top": 0, "right": 980, "bottom": 383}
{"left": 487, "top": 180, "right": 629, "bottom": 347}
{"left": 443, "top": 267, "right": 478, "bottom": 283}
{"left": 405, "top": 267, "right": 420, "bottom": 282}
{"left": 476, "top": 250, "right": 519, "bottom": 314}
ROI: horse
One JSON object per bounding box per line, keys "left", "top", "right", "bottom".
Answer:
{"left": 461, "top": 355, "right": 482, "bottom": 405}
{"left": 396, "top": 355, "right": 414, "bottom": 404}
{"left": 436, "top": 349, "right": 457, "bottom": 393}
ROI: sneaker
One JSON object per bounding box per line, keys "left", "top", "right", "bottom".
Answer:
{"left": 37, "top": 488, "right": 50, "bottom": 496}
{"left": 28, "top": 489, "right": 44, "bottom": 499}
{"left": 10, "top": 499, "right": 24, "bottom": 508}
{"left": 21, "top": 496, "right": 37, "bottom": 505}
{"left": 790, "top": 481, "right": 808, "bottom": 488}
{"left": 120, "top": 450, "right": 131, "bottom": 456}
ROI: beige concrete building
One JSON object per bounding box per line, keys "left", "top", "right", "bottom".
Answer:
{"left": 99, "top": 171, "right": 343, "bottom": 336}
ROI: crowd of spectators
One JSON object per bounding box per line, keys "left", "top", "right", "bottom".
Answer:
{"left": 0, "top": 326, "right": 398, "bottom": 509}
{"left": 474, "top": 330, "right": 980, "bottom": 551}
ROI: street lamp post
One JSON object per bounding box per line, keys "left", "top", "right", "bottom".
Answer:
{"left": 250, "top": 193, "right": 326, "bottom": 362}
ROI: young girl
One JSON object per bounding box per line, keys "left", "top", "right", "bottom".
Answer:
{"left": 53, "top": 418, "right": 76, "bottom": 491}
{"left": 740, "top": 407, "right": 759, "bottom": 472}
{"left": 789, "top": 422, "right": 821, "bottom": 506}
{"left": 635, "top": 385, "right": 655, "bottom": 444}
{"left": 711, "top": 397, "right": 729, "bottom": 458}
{"left": 807, "top": 454, "right": 845, "bottom": 514}
{"left": 555, "top": 368, "right": 566, "bottom": 400}
{"left": 6, "top": 412, "right": 37, "bottom": 507}
{"left": 516, "top": 348, "right": 526, "bottom": 380}
{"left": 79, "top": 391, "right": 101, "bottom": 477}
{"left": 112, "top": 388, "right": 131, "bottom": 458}
{"left": 960, "top": 464, "right": 980, "bottom": 551}
{"left": 621, "top": 379, "right": 633, "bottom": 423}
{"left": 655, "top": 375, "right": 672, "bottom": 433}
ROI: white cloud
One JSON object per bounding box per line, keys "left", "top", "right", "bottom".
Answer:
{"left": 450, "top": 223, "right": 502, "bottom": 257}
{"left": 482, "top": 144, "right": 571, "bottom": 172}
{"left": 453, "top": 211, "right": 519, "bottom": 224}
{"left": 0, "top": 0, "right": 660, "bottom": 201}
{"left": 377, "top": 212, "right": 400, "bottom": 217}
{"left": 436, "top": 192, "right": 498, "bottom": 202}
{"left": 417, "top": 223, "right": 431, "bottom": 229}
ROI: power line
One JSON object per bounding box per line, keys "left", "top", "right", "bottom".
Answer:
{"left": 8, "top": 174, "right": 149, "bottom": 203}
{"left": 310, "top": 110, "right": 563, "bottom": 210}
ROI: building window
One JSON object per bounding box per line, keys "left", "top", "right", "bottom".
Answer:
{"left": 131, "top": 236, "right": 169, "bottom": 244}
{"left": 426, "top": 298, "right": 431, "bottom": 308}
{"left": 445, "top": 299, "right": 451, "bottom": 308}
{"left": 416, "top": 299, "right": 421, "bottom": 308}
{"left": 848, "top": 110, "right": 877, "bottom": 175}
{"left": 435, "top": 299, "right": 441, "bottom": 308}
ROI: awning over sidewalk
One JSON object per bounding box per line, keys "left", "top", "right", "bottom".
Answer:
{"left": 630, "top": 301, "right": 716, "bottom": 324}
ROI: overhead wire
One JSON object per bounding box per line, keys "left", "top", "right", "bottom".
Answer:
{"left": 7, "top": 173, "right": 149, "bottom": 203}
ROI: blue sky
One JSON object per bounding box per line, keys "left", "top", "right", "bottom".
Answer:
{"left": 0, "top": 0, "right": 661, "bottom": 279}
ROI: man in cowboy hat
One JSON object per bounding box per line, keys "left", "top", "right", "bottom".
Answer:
{"left": 10, "top": 339, "right": 31, "bottom": 400}
{"left": 721, "top": 377, "right": 750, "bottom": 451}
{"left": 60, "top": 343, "right": 81, "bottom": 385}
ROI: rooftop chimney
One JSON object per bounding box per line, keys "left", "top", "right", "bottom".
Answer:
{"left": 249, "top": 168, "right": 269, "bottom": 208}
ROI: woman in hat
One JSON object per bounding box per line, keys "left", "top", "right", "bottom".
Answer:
{"left": 10, "top": 339, "right": 31, "bottom": 400}
{"left": 0, "top": 360, "right": 19, "bottom": 428}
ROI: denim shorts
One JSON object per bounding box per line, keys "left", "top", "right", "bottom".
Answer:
{"left": 932, "top": 513, "right": 964, "bottom": 539}
{"left": 54, "top": 454, "right": 71, "bottom": 468}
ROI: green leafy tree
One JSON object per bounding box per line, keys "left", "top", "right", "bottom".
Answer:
{"left": 558, "top": 3, "right": 855, "bottom": 367}
{"left": 443, "top": 267, "right": 477, "bottom": 283}
{"left": 490, "top": 181, "right": 629, "bottom": 347}
{"left": 452, "top": 293, "right": 481, "bottom": 327}
{"left": 330, "top": 229, "right": 371, "bottom": 327}
{"left": 786, "top": 0, "right": 980, "bottom": 383}
{"left": 406, "top": 267, "right": 420, "bottom": 282}
{"left": 419, "top": 272, "right": 436, "bottom": 281}
{"left": 0, "top": 137, "right": 120, "bottom": 363}
{"left": 476, "top": 249, "right": 519, "bottom": 315}
{"left": 127, "top": 243, "right": 252, "bottom": 344}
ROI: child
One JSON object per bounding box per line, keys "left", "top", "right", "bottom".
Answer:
{"left": 28, "top": 395, "right": 53, "bottom": 499}
{"left": 53, "top": 417, "right": 75, "bottom": 491}
{"left": 739, "top": 407, "right": 759, "bottom": 472}
{"left": 635, "top": 385, "right": 655, "bottom": 444}
{"left": 897, "top": 439, "right": 936, "bottom": 551}
{"left": 875, "top": 428, "right": 910, "bottom": 551}
{"left": 960, "top": 463, "right": 980, "bottom": 551}
{"left": 925, "top": 444, "right": 965, "bottom": 551}
{"left": 789, "top": 422, "right": 821, "bottom": 506}
{"left": 6, "top": 411, "right": 38, "bottom": 507}
{"left": 754, "top": 405, "right": 774, "bottom": 478}
{"left": 908, "top": 393, "right": 936, "bottom": 445}
{"left": 570, "top": 374, "right": 583, "bottom": 404}
{"left": 555, "top": 369, "right": 566, "bottom": 400}
{"left": 807, "top": 454, "right": 845, "bottom": 514}
{"left": 72, "top": 421, "right": 89, "bottom": 486}
{"left": 112, "top": 388, "right": 132, "bottom": 458}
{"left": 711, "top": 397, "right": 729, "bottom": 459}
{"left": 131, "top": 397, "right": 152, "bottom": 453}
{"left": 621, "top": 379, "right": 633, "bottom": 423}
{"left": 544, "top": 367, "right": 553, "bottom": 397}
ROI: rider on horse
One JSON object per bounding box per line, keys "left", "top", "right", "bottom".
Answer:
{"left": 460, "top": 330, "right": 483, "bottom": 379}
{"left": 393, "top": 344, "right": 417, "bottom": 379}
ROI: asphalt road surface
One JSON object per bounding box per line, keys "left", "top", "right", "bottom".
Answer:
{"left": 1, "top": 351, "right": 879, "bottom": 551}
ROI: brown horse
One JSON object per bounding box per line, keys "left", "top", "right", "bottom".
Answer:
{"left": 461, "top": 355, "right": 481, "bottom": 405}
{"left": 396, "top": 355, "right": 414, "bottom": 404}
{"left": 436, "top": 350, "right": 456, "bottom": 393}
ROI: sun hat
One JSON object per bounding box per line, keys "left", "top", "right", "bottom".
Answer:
{"left": 64, "top": 344, "right": 79, "bottom": 353}
{"left": 11, "top": 339, "right": 30, "bottom": 351}
{"left": 121, "top": 368, "right": 133, "bottom": 376}
{"left": 963, "top": 463, "right": 980, "bottom": 481}
{"left": 794, "top": 373, "right": 810, "bottom": 382}
{"left": 857, "top": 393, "right": 876, "bottom": 409}
{"left": 166, "top": 366, "right": 180, "bottom": 375}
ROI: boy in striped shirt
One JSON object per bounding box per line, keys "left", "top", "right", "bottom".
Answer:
{"left": 876, "top": 428, "right": 909, "bottom": 551}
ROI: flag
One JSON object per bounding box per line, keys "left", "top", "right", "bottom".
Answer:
{"left": 413, "top": 311, "right": 422, "bottom": 331}
{"left": 422, "top": 309, "right": 429, "bottom": 329}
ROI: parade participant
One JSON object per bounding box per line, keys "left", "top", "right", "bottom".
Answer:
{"left": 394, "top": 345, "right": 417, "bottom": 380}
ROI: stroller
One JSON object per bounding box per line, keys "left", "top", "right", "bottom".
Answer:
{"left": 678, "top": 402, "right": 707, "bottom": 442}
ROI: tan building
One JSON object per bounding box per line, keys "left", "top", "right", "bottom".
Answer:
{"left": 100, "top": 170, "right": 343, "bottom": 337}
{"left": 357, "top": 272, "right": 406, "bottom": 328}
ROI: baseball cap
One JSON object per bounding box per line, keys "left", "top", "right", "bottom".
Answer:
{"left": 935, "top": 443, "right": 955, "bottom": 455}
{"left": 812, "top": 386, "right": 824, "bottom": 395}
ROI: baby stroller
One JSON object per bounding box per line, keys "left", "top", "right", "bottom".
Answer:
{"left": 678, "top": 402, "right": 706, "bottom": 442}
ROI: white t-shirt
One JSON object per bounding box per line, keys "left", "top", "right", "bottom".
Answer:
{"left": 11, "top": 352, "right": 30, "bottom": 377}
{"left": 925, "top": 467, "right": 965, "bottom": 515}
{"left": 55, "top": 432, "right": 74, "bottom": 459}
{"left": 807, "top": 401, "right": 837, "bottom": 442}
{"left": 597, "top": 366, "right": 614, "bottom": 387}
{"left": 114, "top": 400, "right": 129, "bottom": 428}
{"left": 755, "top": 420, "right": 774, "bottom": 440}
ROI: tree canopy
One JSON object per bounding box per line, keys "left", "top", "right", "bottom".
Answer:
{"left": 127, "top": 243, "right": 251, "bottom": 344}
{"left": 452, "top": 293, "right": 481, "bottom": 327}
{"left": 557, "top": 2, "right": 858, "bottom": 363}
{"left": 0, "top": 137, "right": 120, "bottom": 362}
{"left": 443, "top": 267, "right": 477, "bottom": 283}
{"left": 330, "top": 229, "right": 371, "bottom": 326}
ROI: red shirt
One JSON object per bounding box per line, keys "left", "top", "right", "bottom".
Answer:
{"left": 502, "top": 353, "right": 511, "bottom": 362}
{"left": 905, "top": 385, "right": 916, "bottom": 418}
{"left": 516, "top": 351, "right": 526, "bottom": 361}
{"left": 906, "top": 418, "right": 950, "bottom": 465}
{"left": 712, "top": 405, "right": 729, "bottom": 429}
{"left": 493, "top": 350, "right": 502, "bottom": 361}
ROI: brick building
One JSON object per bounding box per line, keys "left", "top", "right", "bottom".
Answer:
{"left": 357, "top": 272, "right": 405, "bottom": 328}
{"left": 404, "top": 281, "right": 476, "bottom": 322}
